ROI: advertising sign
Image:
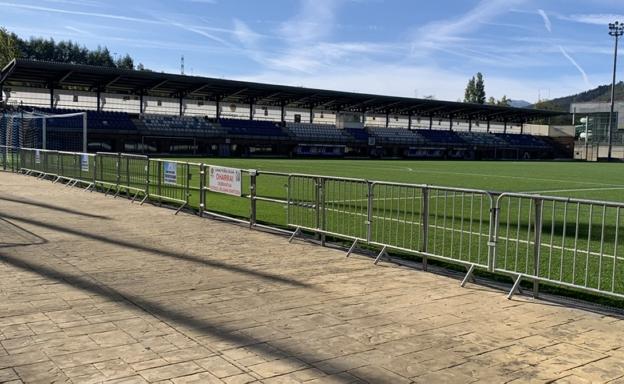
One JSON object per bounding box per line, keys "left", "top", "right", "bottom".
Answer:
{"left": 163, "top": 162, "right": 177, "bottom": 185}
{"left": 209, "top": 166, "right": 242, "bottom": 196}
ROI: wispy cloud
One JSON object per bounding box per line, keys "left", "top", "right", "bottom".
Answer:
{"left": 538, "top": 9, "right": 552, "bottom": 32}
{"left": 413, "top": 0, "right": 527, "bottom": 53}
{"left": 562, "top": 13, "right": 624, "bottom": 25}
{"left": 558, "top": 45, "right": 590, "bottom": 88}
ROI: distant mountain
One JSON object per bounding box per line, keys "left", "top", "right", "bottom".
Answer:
{"left": 533, "top": 81, "right": 624, "bottom": 112}
{"left": 509, "top": 99, "right": 531, "bottom": 108}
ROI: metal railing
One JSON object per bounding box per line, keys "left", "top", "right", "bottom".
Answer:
{"left": 2, "top": 144, "right": 623, "bottom": 302}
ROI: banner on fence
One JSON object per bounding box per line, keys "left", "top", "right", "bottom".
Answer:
{"left": 35, "top": 150, "right": 41, "bottom": 164}
{"left": 163, "top": 161, "right": 177, "bottom": 185}
{"left": 209, "top": 166, "right": 242, "bottom": 196}
{"left": 81, "top": 154, "right": 89, "bottom": 172}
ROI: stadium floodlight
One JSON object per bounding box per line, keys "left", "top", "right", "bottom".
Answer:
{"left": 607, "top": 21, "right": 624, "bottom": 161}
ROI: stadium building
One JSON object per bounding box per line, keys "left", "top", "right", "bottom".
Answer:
{"left": 571, "top": 101, "right": 624, "bottom": 160}
{"left": 1, "top": 59, "right": 572, "bottom": 159}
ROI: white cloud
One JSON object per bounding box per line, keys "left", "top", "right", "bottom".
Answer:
{"left": 563, "top": 14, "right": 624, "bottom": 25}
{"left": 412, "top": 0, "right": 527, "bottom": 53}
{"left": 558, "top": 45, "right": 591, "bottom": 88}
{"left": 538, "top": 9, "right": 552, "bottom": 32}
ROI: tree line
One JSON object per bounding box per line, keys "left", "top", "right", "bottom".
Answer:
{"left": 0, "top": 27, "right": 146, "bottom": 70}
{"left": 464, "top": 72, "right": 510, "bottom": 106}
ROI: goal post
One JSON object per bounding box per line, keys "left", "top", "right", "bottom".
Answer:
{"left": 1, "top": 111, "right": 88, "bottom": 152}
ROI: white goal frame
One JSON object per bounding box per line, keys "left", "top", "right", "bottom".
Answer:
{"left": 24, "top": 111, "right": 88, "bottom": 152}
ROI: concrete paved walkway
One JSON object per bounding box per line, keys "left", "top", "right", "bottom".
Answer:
{"left": 1, "top": 171, "right": 624, "bottom": 384}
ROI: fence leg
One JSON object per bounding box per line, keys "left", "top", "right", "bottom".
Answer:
{"left": 142, "top": 159, "right": 150, "bottom": 205}
{"left": 533, "top": 198, "right": 543, "bottom": 299}
{"left": 507, "top": 274, "right": 523, "bottom": 300}
{"left": 374, "top": 245, "right": 388, "bottom": 265}
{"left": 488, "top": 199, "right": 499, "bottom": 273}
{"left": 366, "top": 182, "right": 373, "bottom": 244}
{"left": 199, "top": 164, "right": 205, "bottom": 217}
{"left": 346, "top": 239, "right": 358, "bottom": 258}
{"left": 288, "top": 227, "right": 301, "bottom": 243}
{"left": 460, "top": 264, "right": 476, "bottom": 287}
{"left": 250, "top": 170, "right": 257, "bottom": 228}
{"left": 421, "top": 187, "right": 429, "bottom": 271}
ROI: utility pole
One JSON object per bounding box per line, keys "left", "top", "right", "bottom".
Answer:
{"left": 607, "top": 21, "right": 623, "bottom": 160}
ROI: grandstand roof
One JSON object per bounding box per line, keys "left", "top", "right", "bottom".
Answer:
{"left": 1, "top": 59, "right": 565, "bottom": 123}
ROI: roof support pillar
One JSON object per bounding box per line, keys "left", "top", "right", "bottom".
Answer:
{"left": 503, "top": 119, "right": 507, "bottom": 134}
{"left": 96, "top": 89, "right": 101, "bottom": 112}
{"left": 249, "top": 99, "right": 254, "bottom": 120}
{"left": 139, "top": 91, "right": 144, "bottom": 114}
{"left": 487, "top": 117, "right": 491, "bottom": 133}
{"left": 281, "top": 102, "right": 285, "bottom": 123}
{"left": 49, "top": 85, "right": 55, "bottom": 109}
{"left": 215, "top": 96, "right": 221, "bottom": 119}
{"left": 468, "top": 117, "right": 472, "bottom": 132}
{"left": 520, "top": 121, "right": 524, "bottom": 134}
{"left": 179, "top": 94, "right": 184, "bottom": 116}
{"left": 309, "top": 105, "right": 314, "bottom": 123}
{"left": 429, "top": 114, "right": 433, "bottom": 130}
{"left": 408, "top": 112, "right": 412, "bottom": 130}
{"left": 449, "top": 115, "right": 453, "bottom": 131}
{"left": 0, "top": 83, "right": 3, "bottom": 102}
{"left": 385, "top": 111, "right": 389, "bottom": 128}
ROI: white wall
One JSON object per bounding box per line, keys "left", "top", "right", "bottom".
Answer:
{"left": 56, "top": 90, "right": 98, "bottom": 110}
{"left": 3, "top": 86, "right": 49, "bottom": 108}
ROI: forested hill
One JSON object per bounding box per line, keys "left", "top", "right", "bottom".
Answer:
{"left": 0, "top": 27, "right": 145, "bottom": 70}
{"left": 533, "top": 81, "right": 624, "bottom": 112}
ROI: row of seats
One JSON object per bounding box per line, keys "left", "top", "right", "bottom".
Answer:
{"left": 30, "top": 108, "right": 137, "bottom": 130}
{"left": 286, "top": 122, "right": 352, "bottom": 143}
{"left": 141, "top": 115, "right": 227, "bottom": 136}
{"left": 219, "top": 118, "right": 287, "bottom": 137}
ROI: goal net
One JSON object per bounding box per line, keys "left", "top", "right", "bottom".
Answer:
{"left": 0, "top": 110, "right": 88, "bottom": 152}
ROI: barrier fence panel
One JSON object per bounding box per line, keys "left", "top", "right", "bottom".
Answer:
{"left": 148, "top": 159, "right": 198, "bottom": 211}
{"left": 494, "top": 193, "right": 624, "bottom": 298}
{"left": 323, "top": 178, "right": 370, "bottom": 241}
{"left": 198, "top": 165, "right": 253, "bottom": 224}
{"left": 252, "top": 171, "right": 290, "bottom": 229}
{"left": 95, "top": 152, "right": 148, "bottom": 199}
{"left": 57, "top": 151, "right": 95, "bottom": 185}
{"left": 287, "top": 175, "right": 321, "bottom": 233}
{"left": 43, "top": 150, "right": 60, "bottom": 177}
{"left": 0, "top": 145, "right": 19, "bottom": 172}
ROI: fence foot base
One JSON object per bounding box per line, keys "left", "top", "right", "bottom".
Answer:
{"left": 374, "top": 245, "right": 388, "bottom": 265}
{"left": 508, "top": 274, "right": 523, "bottom": 300}
{"left": 346, "top": 239, "right": 358, "bottom": 258}
{"left": 288, "top": 227, "right": 301, "bottom": 243}
{"left": 174, "top": 202, "right": 187, "bottom": 215}
{"left": 460, "top": 264, "right": 476, "bottom": 288}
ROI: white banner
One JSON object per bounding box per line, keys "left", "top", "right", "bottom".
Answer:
{"left": 80, "top": 154, "right": 89, "bottom": 172}
{"left": 163, "top": 161, "right": 177, "bottom": 185}
{"left": 35, "top": 150, "right": 41, "bottom": 164}
{"left": 209, "top": 166, "right": 242, "bottom": 196}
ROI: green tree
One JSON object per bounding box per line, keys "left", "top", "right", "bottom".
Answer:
{"left": 464, "top": 75, "right": 476, "bottom": 103}
{"left": 474, "top": 72, "right": 486, "bottom": 104}
{"left": 0, "top": 27, "right": 20, "bottom": 68}
{"left": 487, "top": 96, "right": 497, "bottom": 105}
{"left": 115, "top": 54, "right": 134, "bottom": 70}
{"left": 497, "top": 95, "right": 510, "bottom": 107}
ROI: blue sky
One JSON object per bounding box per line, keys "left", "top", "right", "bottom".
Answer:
{"left": 1, "top": 0, "right": 623, "bottom": 102}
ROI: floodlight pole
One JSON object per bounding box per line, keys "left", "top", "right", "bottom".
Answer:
{"left": 607, "top": 21, "right": 623, "bottom": 161}
{"left": 585, "top": 114, "right": 589, "bottom": 161}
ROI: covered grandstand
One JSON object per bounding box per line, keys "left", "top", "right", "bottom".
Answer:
{"left": 1, "top": 59, "right": 569, "bottom": 158}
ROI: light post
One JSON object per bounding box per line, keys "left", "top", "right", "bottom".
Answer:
{"left": 607, "top": 21, "right": 623, "bottom": 160}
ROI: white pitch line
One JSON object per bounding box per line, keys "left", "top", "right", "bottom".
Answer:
{"left": 319, "top": 206, "right": 622, "bottom": 261}
{"left": 526, "top": 187, "right": 624, "bottom": 194}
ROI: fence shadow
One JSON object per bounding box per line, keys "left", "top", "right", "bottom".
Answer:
{"left": 0, "top": 250, "right": 364, "bottom": 384}
{"left": 0, "top": 194, "right": 110, "bottom": 220}
{"left": 0, "top": 212, "right": 312, "bottom": 290}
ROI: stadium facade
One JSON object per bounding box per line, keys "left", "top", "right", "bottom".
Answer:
{"left": 1, "top": 59, "right": 571, "bottom": 159}
{"left": 571, "top": 101, "right": 624, "bottom": 160}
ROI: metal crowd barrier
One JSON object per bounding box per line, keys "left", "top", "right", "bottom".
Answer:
{"left": 95, "top": 152, "right": 148, "bottom": 202}
{"left": 2, "top": 144, "right": 624, "bottom": 302}
{"left": 147, "top": 159, "right": 199, "bottom": 213}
